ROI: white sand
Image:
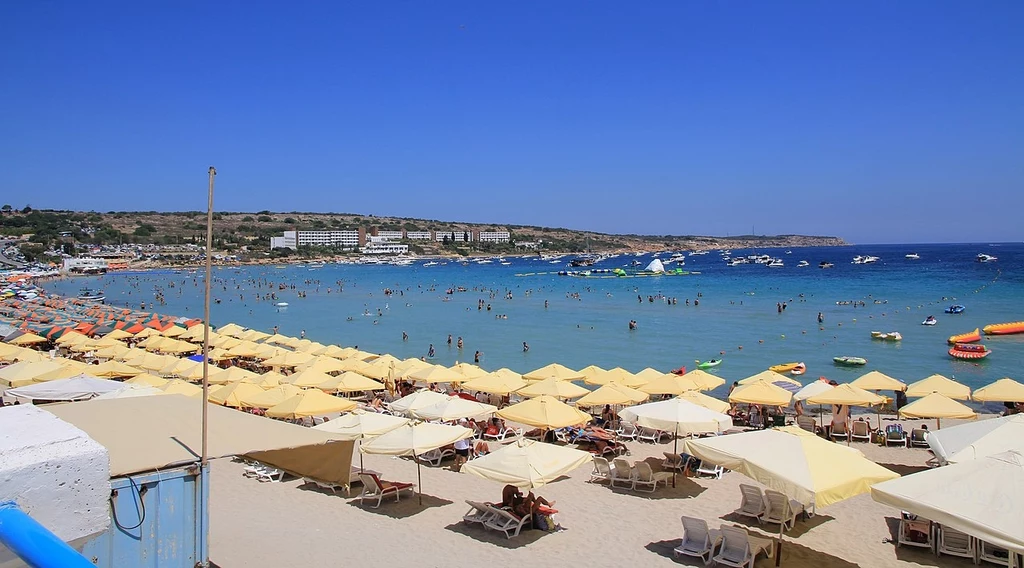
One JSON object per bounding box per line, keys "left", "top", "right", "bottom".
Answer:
{"left": 209, "top": 415, "right": 985, "bottom": 567}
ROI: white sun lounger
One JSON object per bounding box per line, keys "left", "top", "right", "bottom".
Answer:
{"left": 483, "top": 505, "right": 531, "bottom": 538}
{"left": 632, "top": 461, "right": 673, "bottom": 493}
{"left": 713, "top": 525, "right": 773, "bottom": 568}
{"left": 763, "top": 489, "right": 804, "bottom": 531}
{"left": 735, "top": 484, "right": 767, "bottom": 524}
{"left": 673, "top": 515, "right": 722, "bottom": 565}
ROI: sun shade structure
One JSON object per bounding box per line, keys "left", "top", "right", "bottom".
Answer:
{"left": 729, "top": 378, "right": 793, "bottom": 406}
{"left": 463, "top": 438, "right": 591, "bottom": 489}
{"left": 239, "top": 384, "right": 304, "bottom": 409}
{"left": 160, "top": 379, "right": 203, "bottom": 397}
{"left": 287, "top": 369, "right": 335, "bottom": 388}
{"left": 312, "top": 411, "right": 410, "bottom": 440}
{"left": 583, "top": 367, "right": 638, "bottom": 386}
{"left": 412, "top": 396, "right": 497, "bottom": 422}
{"left": 262, "top": 350, "right": 316, "bottom": 368}
{"left": 806, "top": 384, "right": 885, "bottom": 407}
{"left": 209, "top": 381, "right": 265, "bottom": 407}
{"left": 450, "top": 362, "right": 488, "bottom": 381}
{"left": 906, "top": 374, "right": 971, "bottom": 400}
{"left": 361, "top": 421, "right": 475, "bottom": 504}
{"left": 740, "top": 369, "right": 801, "bottom": 387}
{"left": 899, "top": 392, "right": 977, "bottom": 423}
{"left": 387, "top": 390, "right": 451, "bottom": 415}
{"left": 927, "top": 415, "right": 1024, "bottom": 465}
{"left": 872, "top": 450, "right": 1024, "bottom": 555}
{"left": 640, "top": 373, "right": 706, "bottom": 395}
{"left": 0, "top": 360, "right": 70, "bottom": 388}
{"left": 683, "top": 426, "right": 899, "bottom": 508}
{"left": 265, "top": 389, "right": 358, "bottom": 419}
{"left": 575, "top": 383, "right": 649, "bottom": 407}
{"left": 7, "top": 332, "right": 48, "bottom": 345}
{"left": 850, "top": 370, "right": 907, "bottom": 392}
{"left": 522, "top": 363, "right": 584, "bottom": 382}
{"left": 972, "top": 378, "right": 1024, "bottom": 403}
{"left": 620, "top": 398, "right": 732, "bottom": 436}
{"left": 407, "top": 364, "right": 462, "bottom": 384}
{"left": 792, "top": 380, "right": 835, "bottom": 402}
{"left": 4, "top": 376, "right": 126, "bottom": 402}
{"left": 125, "top": 374, "right": 168, "bottom": 388}
{"left": 677, "top": 391, "right": 731, "bottom": 414}
{"left": 460, "top": 373, "right": 528, "bottom": 395}
{"left": 496, "top": 395, "right": 592, "bottom": 429}
{"left": 318, "top": 371, "right": 385, "bottom": 393}
{"left": 516, "top": 377, "right": 590, "bottom": 399}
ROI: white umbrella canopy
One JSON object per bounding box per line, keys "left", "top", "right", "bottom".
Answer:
{"left": 312, "top": 411, "right": 411, "bottom": 440}
{"left": 619, "top": 398, "right": 732, "bottom": 436}
{"left": 361, "top": 421, "right": 475, "bottom": 504}
{"left": 793, "top": 380, "right": 834, "bottom": 402}
{"left": 387, "top": 390, "right": 451, "bottom": 415}
{"left": 462, "top": 438, "right": 592, "bottom": 489}
{"left": 928, "top": 415, "right": 1024, "bottom": 465}
{"left": 412, "top": 396, "right": 497, "bottom": 422}
{"left": 871, "top": 451, "right": 1024, "bottom": 555}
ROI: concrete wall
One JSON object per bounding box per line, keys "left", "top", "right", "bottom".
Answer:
{"left": 0, "top": 406, "right": 110, "bottom": 550}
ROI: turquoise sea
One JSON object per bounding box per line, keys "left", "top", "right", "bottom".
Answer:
{"left": 48, "top": 243, "right": 1024, "bottom": 410}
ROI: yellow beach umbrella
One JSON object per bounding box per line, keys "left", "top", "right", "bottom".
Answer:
{"left": 252, "top": 370, "right": 287, "bottom": 389}
{"left": 388, "top": 390, "right": 451, "bottom": 415}
{"left": 133, "top": 327, "right": 161, "bottom": 339}
{"left": 678, "top": 390, "right": 731, "bottom": 414}
{"left": 113, "top": 347, "right": 148, "bottom": 362}
{"left": 584, "top": 367, "right": 638, "bottom": 386}
{"left": 251, "top": 343, "right": 281, "bottom": 360}
{"left": 318, "top": 371, "right": 385, "bottom": 394}
{"left": 212, "top": 366, "right": 259, "bottom": 384}
{"left": 103, "top": 328, "right": 134, "bottom": 341}
{"left": 239, "top": 384, "right": 304, "bottom": 409}
{"left": 159, "top": 325, "right": 187, "bottom": 337}
{"left": 336, "top": 357, "right": 373, "bottom": 375}
{"left": 92, "top": 344, "right": 131, "bottom": 359}
{"left": 408, "top": 364, "right": 461, "bottom": 384}
{"left": 0, "top": 360, "right": 69, "bottom": 388}
{"left": 126, "top": 374, "right": 168, "bottom": 387}
{"left": 906, "top": 374, "right": 971, "bottom": 400}
{"left": 491, "top": 367, "right": 524, "bottom": 382}
{"left": 209, "top": 335, "right": 240, "bottom": 349}
{"left": 67, "top": 340, "right": 101, "bottom": 353}
{"left": 8, "top": 333, "right": 48, "bottom": 346}
{"left": 206, "top": 347, "right": 234, "bottom": 362}
{"left": 12, "top": 349, "right": 47, "bottom": 363}
{"left": 740, "top": 369, "right": 801, "bottom": 387}
{"left": 263, "top": 350, "right": 316, "bottom": 368}
{"left": 89, "top": 360, "right": 143, "bottom": 378}
{"left": 288, "top": 369, "right": 334, "bottom": 389}
{"left": 497, "top": 395, "right": 592, "bottom": 429}
{"left": 463, "top": 438, "right": 592, "bottom": 490}
{"left": 263, "top": 333, "right": 299, "bottom": 347}
{"left": 806, "top": 384, "right": 886, "bottom": 407}
{"left": 225, "top": 341, "right": 263, "bottom": 358}
{"left": 634, "top": 367, "right": 668, "bottom": 382}
{"left": 461, "top": 373, "right": 529, "bottom": 395}
{"left": 215, "top": 323, "right": 246, "bottom": 337}
{"left": 31, "top": 364, "right": 85, "bottom": 383}
{"left": 139, "top": 336, "right": 169, "bottom": 351}
{"left": 296, "top": 356, "right": 347, "bottom": 375}
{"left": 576, "top": 383, "right": 649, "bottom": 407}
{"left": 516, "top": 377, "right": 590, "bottom": 399}
{"left": 413, "top": 396, "right": 497, "bottom": 422}
{"left": 177, "top": 325, "right": 210, "bottom": 342}
{"left": 160, "top": 379, "right": 203, "bottom": 397}
{"left": 307, "top": 344, "right": 344, "bottom": 358}
{"left": 729, "top": 378, "right": 793, "bottom": 406}
{"left": 450, "top": 362, "right": 488, "bottom": 381}
{"left": 237, "top": 329, "right": 271, "bottom": 342}
{"left": 54, "top": 331, "right": 89, "bottom": 346}
{"left": 682, "top": 369, "right": 727, "bottom": 391}
{"left": 522, "top": 363, "right": 584, "bottom": 382}
{"left": 579, "top": 365, "right": 607, "bottom": 382}
{"left": 971, "top": 378, "right": 1024, "bottom": 403}
{"left": 394, "top": 357, "right": 432, "bottom": 378}
{"left": 899, "top": 392, "right": 977, "bottom": 426}
{"left": 209, "top": 381, "right": 265, "bottom": 407}
{"left": 361, "top": 421, "right": 474, "bottom": 504}
{"left": 265, "top": 389, "right": 357, "bottom": 419}
{"left": 640, "top": 373, "right": 704, "bottom": 396}
{"left": 850, "top": 370, "right": 907, "bottom": 392}
{"left": 356, "top": 358, "right": 396, "bottom": 380}
{"left": 91, "top": 335, "right": 126, "bottom": 348}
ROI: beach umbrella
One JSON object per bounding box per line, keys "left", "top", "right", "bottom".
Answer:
{"left": 679, "top": 369, "right": 727, "bottom": 391}
{"left": 295, "top": 356, "right": 347, "bottom": 375}
{"left": 413, "top": 396, "right": 497, "bottom": 422}
{"left": 159, "top": 325, "right": 187, "bottom": 338}
{"left": 213, "top": 366, "right": 260, "bottom": 384}
{"left": 463, "top": 438, "right": 592, "bottom": 489}
{"left": 133, "top": 327, "right": 161, "bottom": 339}
{"left": 210, "top": 335, "right": 241, "bottom": 349}
{"left": 53, "top": 331, "right": 89, "bottom": 346}
{"left": 361, "top": 421, "right": 474, "bottom": 504}
{"left": 792, "top": 380, "right": 834, "bottom": 401}
{"left": 677, "top": 390, "right": 731, "bottom": 414}
{"left": 7, "top": 332, "right": 48, "bottom": 346}
{"left": 407, "top": 364, "right": 461, "bottom": 384}
{"left": 0, "top": 343, "right": 24, "bottom": 361}
{"left": 312, "top": 410, "right": 411, "bottom": 473}
{"left": 461, "top": 372, "right": 528, "bottom": 395}
{"left": 160, "top": 379, "right": 203, "bottom": 397}
{"left": 926, "top": 415, "right": 1024, "bottom": 465}
{"left": 357, "top": 357, "right": 399, "bottom": 380}
{"left": 178, "top": 325, "right": 212, "bottom": 342}
{"left": 522, "top": 363, "right": 584, "bottom": 382}
{"left": 209, "top": 381, "right": 265, "bottom": 407}
{"left": 632, "top": 367, "right": 667, "bottom": 382}
{"left": 89, "top": 360, "right": 142, "bottom": 379}
{"left": 906, "top": 374, "right": 971, "bottom": 400}
{"left": 583, "top": 367, "right": 634, "bottom": 386}
{"left": 318, "top": 371, "right": 385, "bottom": 394}
{"left": 898, "top": 392, "right": 976, "bottom": 428}
{"left": 225, "top": 341, "right": 264, "bottom": 358}
{"left": 66, "top": 339, "right": 102, "bottom": 353}
{"left": 237, "top": 329, "right": 271, "bottom": 342}
{"left": 491, "top": 367, "right": 524, "bottom": 382}
{"left": 336, "top": 357, "right": 373, "bottom": 375}
{"left": 263, "top": 350, "right": 316, "bottom": 368}
{"left": 239, "top": 384, "right": 304, "bottom": 409}
{"left": 729, "top": 378, "right": 793, "bottom": 406}
{"left": 215, "top": 323, "right": 246, "bottom": 337}
{"left": 497, "top": 395, "right": 592, "bottom": 429}
{"left": 579, "top": 364, "right": 607, "bottom": 382}
{"left": 972, "top": 378, "right": 1024, "bottom": 403}
{"left": 849, "top": 370, "right": 907, "bottom": 392}
{"left": 251, "top": 371, "right": 287, "bottom": 389}
{"left": 264, "top": 389, "right": 357, "bottom": 419}
{"left": 206, "top": 348, "right": 234, "bottom": 362}
{"left": 387, "top": 390, "right": 450, "bottom": 415}
{"left": 806, "top": 384, "right": 885, "bottom": 407}
{"left": 516, "top": 377, "right": 590, "bottom": 399}
{"left": 125, "top": 374, "right": 168, "bottom": 388}
{"left": 449, "top": 362, "right": 488, "bottom": 382}
{"left": 263, "top": 333, "right": 300, "bottom": 347}
{"left": 91, "top": 335, "right": 127, "bottom": 348}
{"left": 640, "top": 373, "right": 705, "bottom": 396}
{"left": 394, "top": 357, "right": 432, "bottom": 378}
{"left": 31, "top": 362, "right": 88, "bottom": 383}
{"left": 138, "top": 335, "right": 169, "bottom": 351}
{"left": 740, "top": 369, "right": 801, "bottom": 387}
{"left": 872, "top": 450, "right": 1024, "bottom": 555}
{"left": 576, "top": 383, "right": 649, "bottom": 407}
{"left": 0, "top": 360, "right": 67, "bottom": 388}
{"left": 309, "top": 344, "right": 347, "bottom": 358}
{"left": 287, "top": 369, "right": 335, "bottom": 389}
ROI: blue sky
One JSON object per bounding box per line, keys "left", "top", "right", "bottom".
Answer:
{"left": 2, "top": 2, "right": 1021, "bottom": 244}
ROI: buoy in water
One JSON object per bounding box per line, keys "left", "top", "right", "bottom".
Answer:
{"left": 275, "top": 302, "right": 289, "bottom": 307}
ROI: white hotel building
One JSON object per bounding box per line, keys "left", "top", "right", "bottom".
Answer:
{"left": 476, "top": 231, "right": 511, "bottom": 243}
{"left": 270, "top": 229, "right": 364, "bottom": 250}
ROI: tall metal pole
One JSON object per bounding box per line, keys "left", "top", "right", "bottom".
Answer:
{"left": 202, "top": 166, "right": 215, "bottom": 465}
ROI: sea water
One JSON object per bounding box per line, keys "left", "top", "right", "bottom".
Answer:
{"left": 50, "top": 243, "right": 1024, "bottom": 408}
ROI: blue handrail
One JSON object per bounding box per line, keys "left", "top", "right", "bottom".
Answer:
{"left": 0, "top": 501, "right": 95, "bottom": 568}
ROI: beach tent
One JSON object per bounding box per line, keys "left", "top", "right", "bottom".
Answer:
{"left": 926, "top": 415, "right": 1024, "bottom": 465}
{"left": 240, "top": 384, "right": 304, "bottom": 409}
{"left": 412, "top": 396, "right": 497, "bottom": 422}
{"left": 264, "top": 389, "right": 357, "bottom": 419}
{"left": 497, "top": 395, "right": 592, "bottom": 429}
{"left": 522, "top": 363, "right": 584, "bottom": 382}
{"left": 575, "top": 382, "right": 649, "bottom": 407}
{"left": 463, "top": 438, "right": 591, "bottom": 489}
{"left": 388, "top": 390, "right": 450, "bottom": 415}
{"left": 850, "top": 370, "right": 907, "bottom": 392}
{"left": 209, "top": 381, "right": 265, "bottom": 407}
{"left": 677, "top": 390, "right": 731, "bottom": 414}
{"left": 898, "top": 392, "right": 976, "bottom": 428}
{"left": 740, "top": 369, "right": 801, "bottom": 387}
{"left": 5, "top": 375, "right": 125, "bottom": 402}
{"left": 516, "top": 377, "right": 590, "bottom": 400}
{"left": 729, "top": 378, "right": 793, "bottom": 406}
{"left": 972, "top": 377, "right": 1024, "bottom": 402}
{"left": 461, "top": 373, "right": 528, "bottom": 395}
{"left": 644, "top": 258, "right": 666, "bottom": 273}
{"left": 318, "top": 371, "right": 385, "bottom": 394}
{"left": 872, "top": 451, "right": 1024, "bottom": 555}
{"left": 361, "top": 422, "right": 474, "bottom": 503}
{"left": 906, "top": 374, "right": 971, "bottom": 400}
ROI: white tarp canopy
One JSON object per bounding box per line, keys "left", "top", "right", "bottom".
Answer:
{"left": 4, "top": 374, "right": 125, "bottom": 401}
{"left": 927, "top": 415, "right": 1024, "bottom": 465}
{"left": 644, "top": 258, "right": 665, "bottom": 273}
{"left": 872, "top": 451, "right": 1024, "bottom": 554}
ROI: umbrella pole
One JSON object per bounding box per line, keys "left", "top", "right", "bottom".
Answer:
{"left": 775, "top": 519, "right": 784, "bottom": 567}
{"left": 415, "top": 454, "right": 423, "bottom": 506}
{"left": 672, "top": 430, "right": 678, "bottom": 488}
{"left": 358, "top": 439, "right": 364, "bottom": 473}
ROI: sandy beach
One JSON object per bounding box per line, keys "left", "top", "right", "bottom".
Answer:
{"left": 209, "top": 415, "right": 984, "bottom": 568}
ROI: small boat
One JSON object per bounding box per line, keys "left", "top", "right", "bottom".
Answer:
{"left": 769, "top": 362, "right": 803, "bottom": 373}
{"left": 905, "top": 253, "right": 920, "bottom": 259}
{"left": 789, "top": 363, "right": 806, "bottom": 376}
{"left": 976, "top": 253, "right": 997, "bottom": 263}
{"left": 78, "top": 288, "right": 106, "bottom": 303}
{"left": 797, "top": 260, "right": 809, "bottom": 267}
{"left": 819, "top": 261, "right": 834, "bottom": 269}
{"left": 833, "top": 356, "right": 867, "bottom": 366}
{"left": 949, "top": 343, "right": 991, "bottom": 360}
{"left": 921, "top": 316, "right": 938, "bottom": 326}
{"left": 274, "top": 302, "right": 289, "bottom": 308}
{"left": 696, "top": 359, "right": 722, "bottom": 370}
{"left": 944, "top": 305, "right": 966, "bottom": 314}
{"left": 947, "top": 328, "right": 981, "bottom": 344}
{"left": 871, "top": 331, "right": 903, "bottom": 341}
{"left": 983, "top": 321, "right": 1024, "bottom": 336}
{"left": 766, "top": 259, "right": 784, "bottom": 268}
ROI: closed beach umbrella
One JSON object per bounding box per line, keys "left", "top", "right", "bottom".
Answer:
{"left": 497, "top": 395, "right": 592, "bottom": 429}
{"left": 319, "top": 371, "right": 385, "bottom": 394}
{"left": 413, "top": 396, "right": 497, "bottom": 422}
{"left": 265, "top": 389, "right": 358, "bottom": 419}
{"left": 678, "top": 390, "right": 731, "bottom": 414}
{"left": 288, "top": 369, "right": 335, "bottom": 388}
{"left": 729, "top": 378, "right": 793, "bottom": 406}
{"left": 240, "top": 384, "right": 304, "bottom": 409}
{"left": 126, "top": 374, "right": 168, "bottom": 388}
{"left": 906, "top": 374, "right": 971, "bottom": 400}
{"left": 463, "top": 438, "right": 592, "bottom": 489}
{"left": 408, "top": 364, "right": 461, "bottom": 384}
{"left": 576, "top": 383, "right": 649, "bottom": 407}
{"left": 522, "top": 363, "right": 584, "bottom": 382}
{"left": 740, "top": 369, "right": 801, "bottom": 387}
{"left": 160, "top": 379, "right": 203, "bottom": 397}
{"left": 461, "top": 372, "right": 528, "bottom": 395}
{"left": 89, "top": 360, "right": 142, "bottom": 378}
{"left": 516, "top": 377, "right": 590, "bottom": 400}
{"left": 927, "top": 415, "right": 1024, "bottom": 465}
{"left": 972, "top": 377, "right": 1024, "bottom": 402}
{"left": 388, "top": 390, "right": 451, "bottom": 415}
{"left": 871, "top": 451, "right": 1024, "bottom": 555}
{"left": 361, "top": 422, "right": 474, "bottom": 504}
{"left": 209, "top": 381, "right": 264, "bottom": 407}
{"left": 850, "top": 370, "right": 907, "bottom": 392}
{"left": 898, "top": 392, "right": 976, "bottom": 428}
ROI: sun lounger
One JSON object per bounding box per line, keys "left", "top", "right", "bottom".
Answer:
{"left": 763, "top": 489, "right": 805, "bottom": 531}
{"left": 830, "top": 422, "right": 850, "bottom": 443}
{"left": 610, "top": 458, "right": 635, "bottom": 489}
{"left": 712, "top": 525, "right": 773, "bottom": 568}
{"left": 662, "top": 452, "right": 688, "bottom": 472}
{"left": 632, "top": 461, "right": 673, "bottom": 492}
{"left": 358, "top": 472, "right": 415, "bottom": 508}
{"left": 885, "top": 424, "right": 907, "bottom": 447}
{"left": 735, "top": 484, "right": 767, "bottom": 524}
{"left": 796, "top": 415, "right": 817, "bottom": 433}
{"left": 909, "top": 428, "right": 930, "bottom": 448}
{"left": 463, "top": 500, "right": 499, "bottom": 525}
{"left": 694, "top": 459, "right": 725, "bottom": 479}
{"left": 415, "top": 447, "right": 455, "bottom": 466}
{"left": 937, "top": 525, "right": 975, "bottom": 560}
{"left": 673, "top": 516, "right": 722, "bottom": 565}
{"left": 897, "top": 512, "right": 933, "bottom": 551}
{"left": 590, "top": 456, "right": 614, "bottom": 483}
{"left": 637, "top": 426, "right": 666, "bottom": 444}
{"left": 483, "top": 505, "right": 531, "bottom": 538}
{"left": 851, "top": 420, "right": 872, "bottom": 442}
{"left": 254, "top": 466, "right": 285, "bottom": 482}
{"left": 615, "top": 423, "right": 639, "bottom": 441}
{"left": 978, "top": 540, "right": 1016, "bottom": 567}
{"left": 302, "top": 477, "right": 344, "bottom": 494}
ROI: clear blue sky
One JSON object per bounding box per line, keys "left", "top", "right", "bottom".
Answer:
{"left": 2, "top": 1, "right": 1021, "bottom": 244}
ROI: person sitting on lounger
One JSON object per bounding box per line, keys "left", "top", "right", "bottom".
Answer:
{"left": 501, "top": 485, "right": 556, "bottom": 523}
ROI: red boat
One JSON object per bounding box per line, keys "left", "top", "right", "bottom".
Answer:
{"left": 949, "top": 343, "right": 991, "bottom": 360}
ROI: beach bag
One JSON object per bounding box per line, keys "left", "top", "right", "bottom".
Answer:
{"left": 534, "top": 513, "right": 556, "bottom": 532}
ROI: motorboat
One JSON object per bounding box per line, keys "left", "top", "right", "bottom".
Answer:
{"left": 871, "top": 331, "right": 903, "bottom": 341}
{"left": 944, "top": 305, "right": 966, "bottom": 314}
{"left": 833, "top": 356, "right": 867, "bottom": 366}
{"left": 818, "top": 261, "right": 834, "bottom": 269}
{"left": 77, "top": 288, "right": 106, "bottom": 303}
{"left": 921, "top": 316, "right": 938, "bottom": 326}
{"left": 766, "top": 258, "right": 784, "bottom": 268}
{"left": 422, "top": 261, "right": 439, "bottom": 267}
{"left": 976, "top": 253, "right": 997, "bottom": 263}
{"left": 797, "top": 260, "right": 809, "bottom": 267}
{"left": 905, "top": 253, "right": 920, "bottom": 260}
{"left": 726, "top": 257, "right": 749, "bottom": 266}
{"left": 853, "top": 255, "right": 880, "bottom": 264}
{"left": 949, "top": 343, "right": 991, "bottom": 360}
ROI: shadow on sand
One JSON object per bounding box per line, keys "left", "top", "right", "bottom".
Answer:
{"left": 444, "top": 520, "right": 553, "bottom": 549}
{"left": 347, "top": 493, "right": 452, "bottom": 519}
{"left": 646, "top": 534, "right": 861, "bottom": 567}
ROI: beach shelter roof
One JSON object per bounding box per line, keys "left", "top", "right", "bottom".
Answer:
{"left": 677, "top": 390, "right": 731, "bottom": 414}
{"left": 412, "top": 396, "right": 497, "bottom": 422}
{"left": 209, "top": 381, "right": 266, "bottom": 407}
{"left": 11, "top": 349, "right": 48, "bottom": 363}
{"left": 576, "top": 383, "right": 649, "bottom": 407}
{"left": 209, "top": 335, "right": 240, "bottom": 349}
{"left": 394, "top": 357, "right": 432, "bottom": 378}
{"left": 237, "top": 329, "right": 271, "bottom": 342}
{"left": 850, "top": 370, "right": 907, "bottom": 392}
{"left": 160, "top": 379, "right": 203, "bottom": 397}
{"left": 66, "top": 339, "right": 101, "bottom": 353}
{"left": 871, "top": 451, "right": 1024, "bottom": 554}
{"left": 262, "top": 333, "right": 298, "bottom": 347}
{"left": 225, "top": 341, "right": 264, "bottom": 358}
{"left": 318, "top": 371, "right": 385, "bottom": 393}
{"left": 240, "top": 384, "right": 304, "bottom": 409}
{"left": 522, "top": 363, "right": 584, "bottom": 382}
{"left": 899, "top": 392, "right": 977, "bottom": 420}
{"left": 407, "top": 364, "right": 462, "bottom": 384}
{"left": 620, "top": 398, "right": 732, "bottom": 435}
{"left": 491, "top": 367, "right": 524, "bottom": 382}
{"left": 335, "top": 357, "right": 372, "bottom": 375}
{"left": 265, "top": 389, "right": 358, "bottom": 419}
{"left": 7, "top": 332, "right": 48, "bottom": 346}
{"left": 793, "top": 379, "right": 835, "bottom": 402}
{"left": 309, "top": 344, "right": 349, "bottom": 358}
{"left": 516, "top": 377, "right": 590, "bottom": 399}
{"left": 740, "top": 369, "right": 801, "bottom": 387}
{"left": 102, "top": 328, "right": 134, "bottom": 341}
{"left": 926, "top": 415, "right": 1024, "bottom": 465}
{"left": 972, "top": 378, "right": 1024, "bottom": 403}
{"left": 287, "top": 369, "right": 335, "bottom": 389}
{"left": 126, "top": 352, "right": 176, "bottom": 372}
{"left": 356, "top": 358, "right": 396, "bottom": 380}
{"left": 361, "top": 422, "right": 473, "bottom": 457}
{"left": 311, "top": 410, "right": 410, "bottom": 440}
{"left": 729, "top": 378, "right": 793, "bottom": 406}
{"left": 263, "top": 350, "right": 316, "bottom": 368}
{"left": 89, "top": 360, "right": 143, "bottom": 379}
{"left": 463, "top": 438, "right": 592, "bottom": 489}
{"left": 579, "top": 365, "right": 606, "bottom": 381}
{"left": 5, "top": 375, "right": 125, "bottom": 401}
{"left": 450, "top": 362, "right": 488, "bottom": 381}
{"left": 683, "top": 426, "right": 899, "bottom": 507}
{"left": 460, "top": 372, "right": 528, "bottom": 395}
{"left": 133, "top": 327, "right": 162, "bottom": 339}
{"left": 387, "top": 390, "right": 451, "bottom": 415}
{"left": 497, "top": 395, "right": 592, "bottom": 429}
{"left": 906, "top": 374, "right": 971, "bottom": 400}
{"left": 633, "top": 367, "right": 667, "bottom": 382}
{"left": 806, "top": 384, "right": 886, "bottom": 407}
{"left": 32, "top": 361, "right": 91, "bottom": 383}
{"left": 126, "top": 374, "right": 169, "bottom": 388}
{"left": 0, "top": 360, "right": 68, "bottom": 388}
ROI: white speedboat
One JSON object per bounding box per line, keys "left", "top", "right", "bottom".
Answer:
{"left": 976, "top": 253, "right": 997, "bottom": 263}
{"left": 766, "top": 258, "right": 784, "bottom": 268}
{"left": 905, "top": 253, "right": 920, "bottom": 260}
{"left": 819, "top": 261, "right": 834, "bottom": 269}
{"left": 78, "top": 288, "right": 106, "bottom": 302}
{"left": 797, "top": 260, "right": 809, "bottom": 267}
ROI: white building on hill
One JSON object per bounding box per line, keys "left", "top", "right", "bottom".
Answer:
{"left": 270, "top": 229, "right": 364, "bottom": 250}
